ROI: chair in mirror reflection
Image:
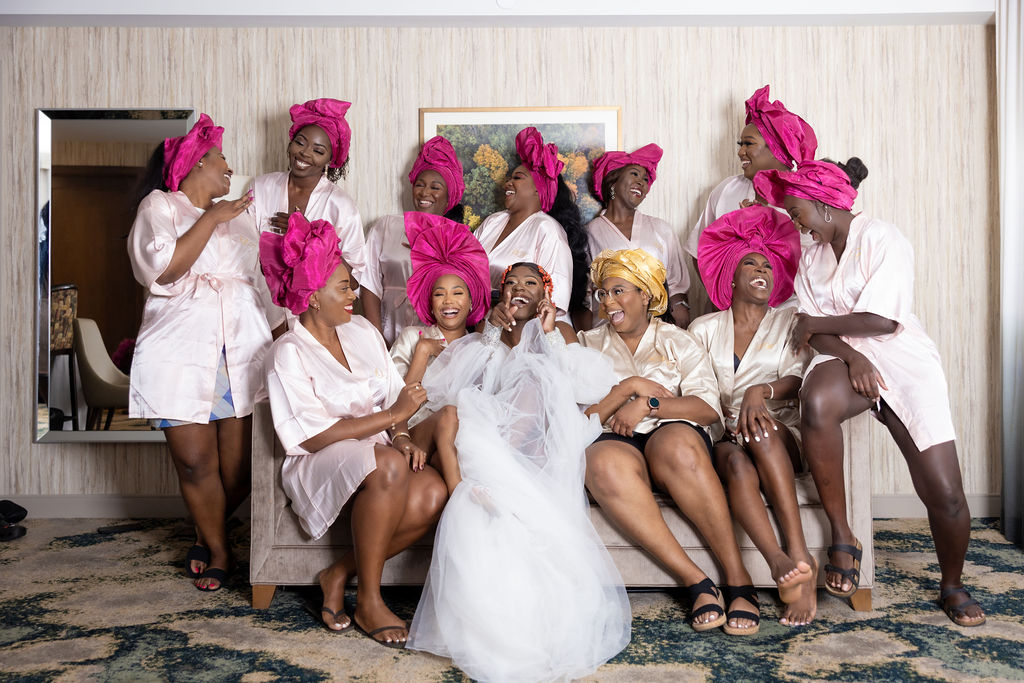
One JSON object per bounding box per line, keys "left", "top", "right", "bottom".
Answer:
{"left": 73, "top": 318, "right": 130, "bottom": 430}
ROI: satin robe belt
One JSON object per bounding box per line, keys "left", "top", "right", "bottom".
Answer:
{"left": 189, "top": 272, "right": 256, "bottom": 298}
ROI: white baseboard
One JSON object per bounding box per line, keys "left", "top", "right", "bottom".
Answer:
{"left": 3, "top": 493, "right": 1002, "bottom": 520}
{"left": 870, "top": 494, "right": 1002, "bottom": 518}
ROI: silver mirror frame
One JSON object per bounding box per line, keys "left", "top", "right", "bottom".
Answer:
{"left": 35, "top": 108, "right": 196, "bottom": 443}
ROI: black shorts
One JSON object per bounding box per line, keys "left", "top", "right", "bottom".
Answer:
{"left": 594, "top": 421, "right": 713, "bottom": 457}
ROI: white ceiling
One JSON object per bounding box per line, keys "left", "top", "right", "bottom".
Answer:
{"left": 0, "top": 0, "right": 997, "bottom": 27}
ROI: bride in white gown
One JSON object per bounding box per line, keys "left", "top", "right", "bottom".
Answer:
{"left": 407, "top": 262, "right": 632, "bottom": 683}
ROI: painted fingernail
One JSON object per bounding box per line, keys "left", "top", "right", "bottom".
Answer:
{"left": 763, "top": 432, "right": 769, "bottom": 438}
{"left": 773, "top": 424, "right": 778, "bottom": 430}
{"left": 754, "top": 436, "right": 760, "bottom": 442}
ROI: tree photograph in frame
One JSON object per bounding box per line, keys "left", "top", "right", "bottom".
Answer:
{"left": 420, "top": 107, "right": 621, "bottom": 229}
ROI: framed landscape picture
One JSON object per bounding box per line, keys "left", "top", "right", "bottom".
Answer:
{"left": 420, "top": 106, "right": 621, "bottom": 229}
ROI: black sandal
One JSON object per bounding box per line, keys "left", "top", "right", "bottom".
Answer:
{"left": 722, "top": 584, "right": 760, "bottom": 636}
{"left": 185, "top": 544, "right": 211, "bottom": 578}
{"left": 194, "top": 567, "right": 229, "bottom": 592}
{"left": 824, "top": 539, "right": 862, "bottom": 598}
{"left": 685, "top": 577, "right": 726, "bottom": 632}
{"left": 938, "top": 586, "right": 986, "bottom": 627}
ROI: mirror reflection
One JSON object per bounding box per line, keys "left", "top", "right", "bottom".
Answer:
{"left": 36, "top": 109, "right": 195, "bottom": 442}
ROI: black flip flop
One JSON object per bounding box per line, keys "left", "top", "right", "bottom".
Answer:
{"left": 353, "top": 618, "right": 407, "bottom": 649}
{"left": 303, "top": 603, "right": 354, "bottom": 633}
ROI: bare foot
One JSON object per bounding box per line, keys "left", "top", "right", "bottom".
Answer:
{"left": 318, "top": 564, "right": 352, "bottom": 631}
{"left": 781, "top": 559, "right": 818, "bottom": 626}
{"left": 774, "top": 557, "right": 815, "bottom": 606}
{"left": 353, "top": 599, "right": 408, "bottom": 645}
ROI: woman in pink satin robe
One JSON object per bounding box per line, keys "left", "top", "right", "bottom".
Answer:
{"left": 261, "top": 213, "right": 447, "bottom": 647}
{"left": 127, "top": 114, "right": 271, "bottom": 592}
{"left": 251, "top": 99, "right": 367, "bottom": 331}
{"left": 754, "top": 158, "right": 986, "bottom": 627}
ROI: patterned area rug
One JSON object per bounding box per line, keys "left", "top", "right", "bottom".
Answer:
{"left": 1, "top": 518, "right": 1021, "bottom": 682}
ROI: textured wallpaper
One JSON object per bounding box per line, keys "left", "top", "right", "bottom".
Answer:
{"left": 0, "top": 24, "right": 997, "bottom": 497}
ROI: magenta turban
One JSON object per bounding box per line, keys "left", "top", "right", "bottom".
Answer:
{"left": 162, "top": 113, "right": 223, "bottom": 192}
{"left": 259, "top": 212, "right": 343, "bottom": 316}
{"left": 753, "top": 160, "right": 858, "bottom": 212}
{"left": 289, "top": 98, "right": 352, "bottom": 169}
{"left": 591, "top": 143, "right": 664, "bottom": 201}
{"left": 405, "top": 212, "right": 490, "bottom": 328}
{"left": 744, "top": 85, "right": 817, "bottom": 169}
{"left": 515, "top": 127, "right": 565, "bottom": 212}
{"left": 697, "top": 205, "right": 800, "bottom": 310}
{"left": 408, "top": 136, "right": 465, "bottom": 213}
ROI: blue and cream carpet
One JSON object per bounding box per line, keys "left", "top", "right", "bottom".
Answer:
{"left": 1, "top": 518, "right": 1022, "bottom": 682}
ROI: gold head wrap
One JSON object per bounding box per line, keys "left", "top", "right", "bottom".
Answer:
{"left": 589, "top": 248, "right": 668, "bottom": 316}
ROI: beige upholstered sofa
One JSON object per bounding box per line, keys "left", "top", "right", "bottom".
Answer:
{"left": 250, "top": 401, "right": 873, "bottom": 611}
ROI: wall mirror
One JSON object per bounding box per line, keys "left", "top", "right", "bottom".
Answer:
{"left": 35, "top": 108, "right": 195, "bottom": 443}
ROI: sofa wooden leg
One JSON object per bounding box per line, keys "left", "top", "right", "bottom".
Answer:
{"left": 252, "top": 584, "right": 277, "bottom": 609}
{"left": 849, "top": 588, "right": 872, "bottom": 612}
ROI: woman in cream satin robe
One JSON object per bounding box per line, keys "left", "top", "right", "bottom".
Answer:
{"left": 690, "top": 204, "right": 816, "bottom": 626}
{"left": 128, "top": 114, "right": 271, "bottom": 592}
{"left": 579, "top": 249, "right": 760, "bottom": 636}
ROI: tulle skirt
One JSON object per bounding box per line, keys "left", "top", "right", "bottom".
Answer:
{"left": 407, "top": 321, "right": 631, "bottom": 683}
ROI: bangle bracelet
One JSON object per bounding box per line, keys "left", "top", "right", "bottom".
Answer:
{"left": 386, "top": 409, "right": 396, "bottom": 430}
{"left": 391, "top": 431, "right": 411, "bottom": 443}
{"left": 673, "top": 299, "right": 690, "bottom": 309}
{"left": 765, "top": 383, "right": 775, "bottom": 400}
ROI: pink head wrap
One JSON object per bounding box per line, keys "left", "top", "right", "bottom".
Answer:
{"left": 591, "top": 143, "right": 664, "bottom": 201}
{"left": 408, "top": 136, "right": 465, "bottom": 213}
{"left": 288, "top": 98, "right": 352, "bottom": 168}
{"left": 753, "top": 160, "right": 858, "bottom": 211}
{"left": 162, "top": 113, "right": 224, "bottom": 192}
{"left": 697, "top": 205, "right": 800, "bottom": 310}
{"left": 515, "top": 127, "right": 565, "bottom": 212}
{"left": 744, "top": 85, "right": 817, "bottom": 168}
{"left": 405, "top": 212, "right": 490, "bottom": 327}
{"left": 259, "top": 212, "right": 343, "bottom": 316}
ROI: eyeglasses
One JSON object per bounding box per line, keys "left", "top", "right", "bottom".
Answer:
{"left": 593, "top": 285, "right": 643, "bottom": 304}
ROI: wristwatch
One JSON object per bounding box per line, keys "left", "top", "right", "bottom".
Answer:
{"left": 647, "top": 396, "right": 660, "bottom": 414}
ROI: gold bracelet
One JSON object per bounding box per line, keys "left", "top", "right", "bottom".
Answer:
{"left": 391, "top": 431, "right": 412, "bottom": 443}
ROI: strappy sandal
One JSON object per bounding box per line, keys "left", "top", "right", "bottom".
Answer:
{"left": 722, "top": 584, "right": 760, "bottom": 636}
{"left": 824, "top": 539, "right": 863, "bottom": 598}
{"left": 685, "top": 577, "right": 726, "bottom": 632}
{"left": 184, "top": 544, "right": 210, "bottom": 578}
{"left": 938, "top": 586, "right": 986, "bottom": 627}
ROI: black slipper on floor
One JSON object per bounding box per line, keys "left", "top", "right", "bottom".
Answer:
{"left": 0, "top": 500, "right": 27, "bottom": 524}
{"left": 185, "top": 544, "right": 211, "bottom": 578}
{"left": 194, "top": 567, "right": 229, "bottom": 592}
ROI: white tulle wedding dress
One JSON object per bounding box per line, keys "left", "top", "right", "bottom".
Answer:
{"left": 407, "top": 319, "right": 632, "bottom": 683}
